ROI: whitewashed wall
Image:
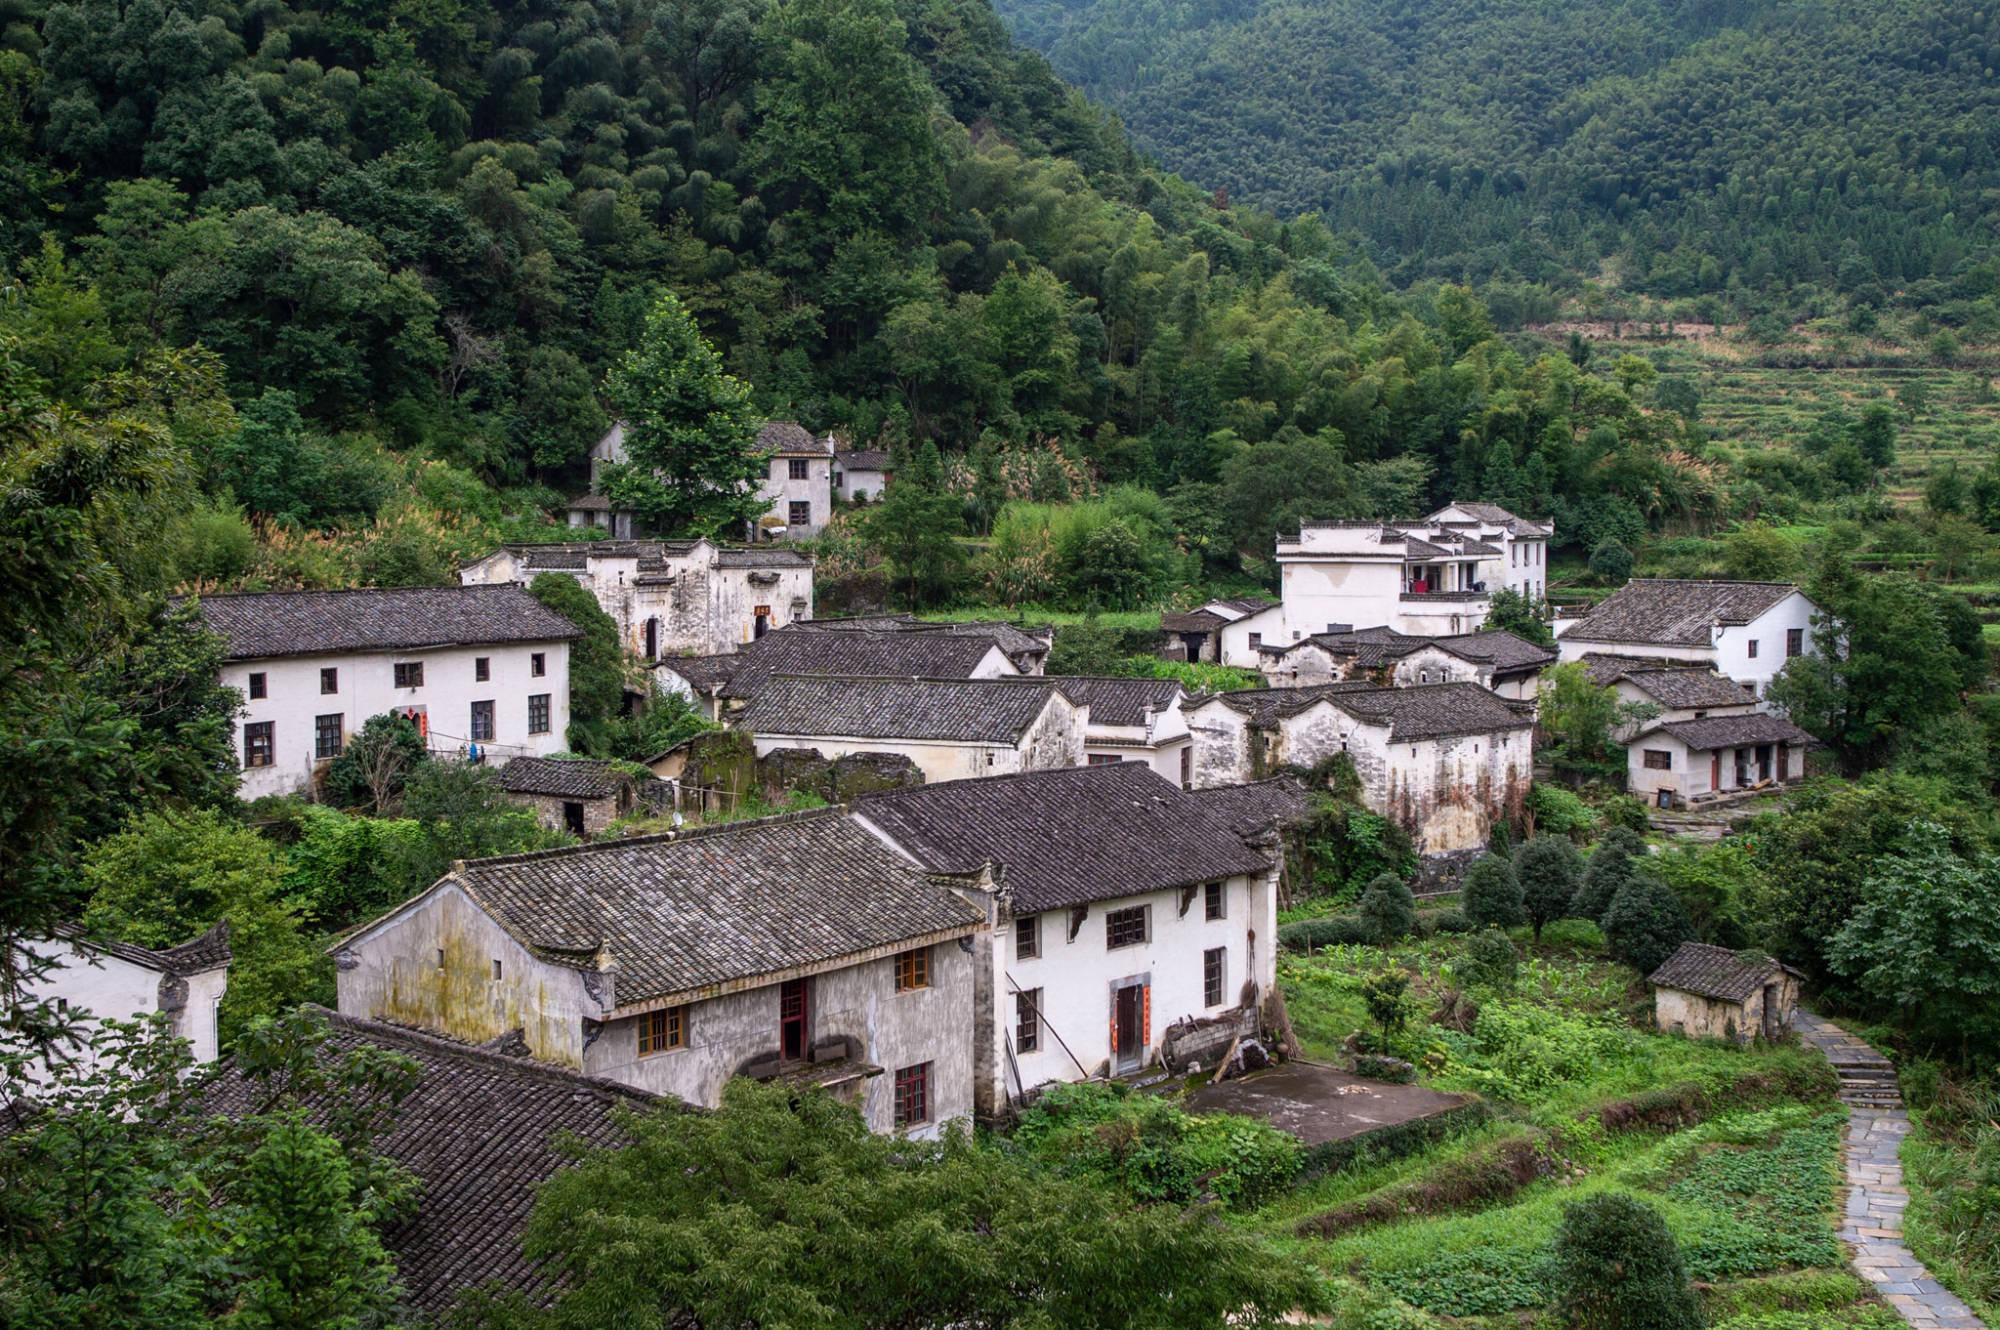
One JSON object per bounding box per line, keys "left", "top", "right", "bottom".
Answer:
{"left": 22, "top": 940, "right": 227, "bottom": 1076}
{"left": 225, "top": 641, "right": 571, "bottom": 801}
{"left": 755, "top": 456, "right": 832, "bottom": 536}
{"left": 749, "top": 695, "right": 1083, "bottom": 783}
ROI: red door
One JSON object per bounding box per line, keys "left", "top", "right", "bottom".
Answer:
{"left": 780, "top": 978, "right": 810, "bottom": 1060}
{"left": 1710, "top": 752, "right": 1721, "bottom": 791}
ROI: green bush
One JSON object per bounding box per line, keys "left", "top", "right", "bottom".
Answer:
{"left": 1602, "top": 875, "right": 1699, "bottom": 976}
{"left": 1462, "top": 854, "right": 1525, "bottom": 930}
{"left": 1530, "top": 784, "right": 1598, "bottom": 839}
{"left": 1598, "top": 793, "right": 1654, "bottom": 832}
{"left": 1550, "top": 1193, "right": 1702, "bottom": 1330}
{"left": 1010, "top": 1082, "right": 1299, "bottom": 1209}
{"left": 1356, "top": 872, "right": 1418, "bottom": 944}
{"left": 1280, "top": 915, "right": 1374, "bottom": 950}
{"left": 1540, "top": 919, "right": 1606, "bottom": 951}
{"left": 1515, "top": 835, "right": 1585, "bottom": 940}
{"left": 1573, "top": 825, "right": 1646, "bottom": 923}
{"left": 1459, "top": 928, "right": 1521, "bottom": 990}
{"left": 1425, "top": 908, "right": 1475, "bottom": 936}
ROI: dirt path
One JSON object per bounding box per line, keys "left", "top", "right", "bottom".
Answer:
{"left": 1794, "top": 1011, "right": 1986, "bottom": 1330}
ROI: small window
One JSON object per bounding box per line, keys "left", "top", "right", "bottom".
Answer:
{"left": 475, "top": 657, "right": 490, "bottom": 681}
{"left": 1015, "top": 914, "right": 1039, "bottom": 959}
{"left": 314, "top": 713, "right": 344, "bottom": 760}
{"left": 637, "top": 1006, "right": 685, "bottom": 1054}
{"left": 1180, "top": 746, "right": 1192, "bottom": 785}
{"left": 491, "top": 959, "right": 503, "bottom": 981}
{"left": 1247, "top": 632, "right": 1261, "bottom": 649}
{"left": 320, "top": 667, "right": 338, "bottom": 694}
{"left": 1204, "top": 881, "right": 1225, "bottom": 920}
{"left": 1643, "top": 749, "right": 1673, "bottom": 771}
{"left": 530, "top": 652, "right": 546, "bottom": 678}
{"left": 470, "top": 700, "right": 495, "bottom": 742}
{"left": 243, "top": 721, "right": 274, "bottom": 768}
{"left": 395, "top": 661, "right": 424, "bottom": 688}
{"left": 1203, "top": 946, "right": 1227, "bottom": 1008}
{"left": 1086, "top": 753, "right": 1122, "bottom": 765}
{"left": 1786, "top": 628, "right": 1803, "bottom": 658}
{"left": 893, "top": 1062, "right": 931, "bottom": 1128}
{"left": 247, "top": 672, "right": 267, "bottom": 700}
{"left": 1746, "top": 639, "right": 1760, "bottom": 659}
{"left": 528, "top": 693, "right": 551, "bottom": 735}
{"left": 788, "top": 500, "right": 811, "bottom": 527}
{"left": 1106, "top": 905, "right": 1148, "bottom": 950}
{"left": 985, "top": 751, "right": 995, "bottom": 767}
{"left": 436, "top": 948, "right": 445, "bottom": 970}
{"left": 1015, "top": 989, "right": 1041, "bottom": 1054}
{"left": 893, "top": 947, "right": 929, "bottom": 992}
{"left": 788, "top": 457, "right": 809, "bottom": 480}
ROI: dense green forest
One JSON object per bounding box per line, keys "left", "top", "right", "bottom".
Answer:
{"left": 993, "top": 0, "right": 2000, "bottom": 321}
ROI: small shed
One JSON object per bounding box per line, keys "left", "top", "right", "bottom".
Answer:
{"left": 1648, "top": 942, "right": 1802, "bottom": 1043}
{"left": 495, "top": 757, "right": 634, "bottom": 838}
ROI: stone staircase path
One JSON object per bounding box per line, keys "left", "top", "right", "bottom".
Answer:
{"left": 1794, "top": 1011, "right": 1986, "bottom": 1330}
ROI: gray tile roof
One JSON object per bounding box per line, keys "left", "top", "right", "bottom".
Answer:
{"left": 754, "top": 421, "right": 832, "bottom": 456}
{"left": 200, "top": 1007, "right": 659, "bottom": 1314}
{"left": 1558, "top": 579, "right": 1802, "bottom": 647}
{"left": 1430, "top": 629, "right": 1558, "bottom": 673}
{"left": 1190, "top": 777, "right": 1314, "bottom": 835}
{"left": 855, "top": 763, "right": 1274, "bottom": 913}
{"left": 53, "top": 919, "right": 232, "bottom": 975}
{"left": 434, "top": 810, "right": 982, "bottom": 1006}
{"left": 797, "top": 615, "right": 1050, "bottom": 660}
{"left": 1610, "top": 667, "right": 1758, "bottom": 710}
{"left": 1002, "top": 675, "right": 1181, "bottom": 727}
{"left": 1579, "top": 651, "right": 1695, "bottom": 685}
{"left": 1648, "top": 942, "right": 1800, "bottom": 1003}
{"left": 655, "top": 653, "right": 743, "bottom": 692}
{"left": 1194, "top": 682, "right": 1378, "bottom": 724}
{"left": 738, "top": 675, "right": 1068, "bottom": 743}
{"left": 1429, "top": 501, "right": 1555, "bottom": 536}
{"left": 190, "top": 585, "right": 581, "bottom": 661}
{"left": 502, "top": 540, "right": 705, "bottom": 569}
{"left": 1649, "top": 713, "right": 1816, "bottom": 751}
{"left": 1212, "top": 596, "right": 1279, "bottom": 616}
{"left": 496, "top": 757, "right": 620, "bottom": 800}
{"left": 1327, "top": 683, "right": 1537, "bottom": 740}
{"left": 836, "top": 449, "right": 893, "bottom": 470}
{"left": 1161, "top": 609, "right": 1228, "bottom": 633}
{"left": 715, "top": 546, "right": 814, "bottom": 568}
{"left": 717, "top": 625, "right": 1008, "bottom": 699}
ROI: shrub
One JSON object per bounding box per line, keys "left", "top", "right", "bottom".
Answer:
{"left": 1356, "top": 872, "right": 1418, "bottom": 944}
{"left": 1530, "top": 783, "right": 1598, "bottom": 839}
{"left": 1588, "top": 538, "right": 1635, "bottom": 583}
{"left": 1462, "top": 854, "right": 1524, "bottom": 930}
{"left": 1278, "top": 915, "right": 1375, "bottom": 951}
{"left": 1551, "top": 1193, "right": 1701, "bottom": 1329}
{"left": 1602, "top": 875, "right": 1699, "bottom": 976}
{"left": 1361, "top": 969, "right": 1412, "bottom": 1042}
{"left": 1010, "top": 1082, "right": 1299, "bottom": 1209}
{"left": 1572, "top": 825, "right": 1645, "bottom": 923}
{"left": 1515, "top": 835, "right": 1585, "bottom": 940}
{"left": 1459, "top": 928, "right": 1521, "bottom": 990}
{"left": 1540, "top": 919, "right": 1606, "bottom": 951}
{"left": 1426, "top": 908, "right": 1475, "bottom": 936}
{"left": 1597, "top": 792, "right": 1653, "bottom": 832}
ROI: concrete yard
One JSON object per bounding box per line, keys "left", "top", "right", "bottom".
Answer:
{"left": 1182, "top": 1059, "right": 1472, "bottom": 1145}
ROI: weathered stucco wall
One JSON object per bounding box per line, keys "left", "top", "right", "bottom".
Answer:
{"left": 1654, "top": 975, "right": 1797, "bottom": 1043}
{"left": 506, "top": 790, "right": 621, "bottom": 836}
{"left": 1374, "top": 727, "right": 1533, "bottom": 854}
{"left": 24, "top": 941, "right": 228, "bottom": 1074}
{"left": 334, "top": 884, "right": 595, "bottom": 1068}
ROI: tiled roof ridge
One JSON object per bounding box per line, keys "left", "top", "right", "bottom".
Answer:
{"left": 187, "top": 582, "right": 542, "bottom": 602}
{"left": 1621, "top": 577, "right": 1799, "bottom": 589}
{"left": 310, "top": 1006, "right": 668, "bottom": 1106}
{"left": 763, "top": 671, "right": 1060, "bottom": 689}
{"left": 457, "top": 805, "right": 846, "bottom": 872}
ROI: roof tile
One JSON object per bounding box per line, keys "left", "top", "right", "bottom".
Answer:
{"left": 190, "top": 585, "right": 580, "bottom": 661}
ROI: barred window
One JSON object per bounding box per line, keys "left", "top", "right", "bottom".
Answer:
{"left": 1014, "top": 914, "right": 1039, "bottom": 959}
{"left": 247, "top": 672, "right": 267, "bottom": 700}
{"left": 470, "top": 700, "right": 495, "bottom": 742}
{"left": 320, "top": 667, "right": 338, "bottom": 694}
{"left": 1786, "top": 629, "right": 1803, "bottom": 657}
{"left": 637, "top": 1006, "right": 685, "bottom": 1055}
{"left": 1643, "top": 750, "right": 1672, "bottom": 771}
{"left": 1204, "top": 947, "right": 1226, "bottom": 1008}
{"left": 1204, "top": 881, "right": 1226, "bottom": 920}
{"left": 475, "top": 657, "right": 490, "bottom": 681}
{"left": 394, "top": 661, "right": 423, "bottom": 688}
{"left": 788, "top": 458, "right": 809, "bottom": 480}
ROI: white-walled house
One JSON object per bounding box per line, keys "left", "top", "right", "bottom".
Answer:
{"left": 1160, "top": 597, "right": 1280, "bottom": 664}
{"left": 1580, "top": 654, "right": 1761, "bottom": 738}
{"left": 854, "top": 764, "right": 1283, "bottom": 1110}
{"left": 1425, "top": 502, "right": 1552, "bottom": 602}
{"left": 1625, "top": 713, "right": 1817, "bottom": 809}
{"left": 1557, "top": 580, "right": 1818, "bottom": 697}
{"left": 1184, "top": 682, "right": 1535, "bottom": 853}
{"left": 331, "top": 810, "right": 985, "bottom": 1137}
{"left": 833, "top": 448, "right": 893, "bottom": 503}
{"left": 460, "top": 539, "right": 814, "bottom": 660}
{"left": 1259, "top": 627, "right": 1554, "bottom": 699}
{"left": 582, "top": 420, "right": 834, "bottom": 541}
{"left": 194, "top": 586, "right": 580, "bottom": 801}
{"left": 1004, "top": 676, "right": 1191, "bottom": 782}
{"left": 736, "top": 676, "right": 1086, "bottom": 782}
{"left": 24, "top": 923, "right": 231, "bottom": 1073}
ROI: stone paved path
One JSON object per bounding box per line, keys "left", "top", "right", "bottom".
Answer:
{"left": 1794, "top": 1011, "right": 1986, "bottom": 1330}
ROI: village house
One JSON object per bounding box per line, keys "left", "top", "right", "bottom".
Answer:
{"left": 735, "top": 676, "right": 1086, "bottom": 782}
{"left": 331, "top": 810, "right": 985, "bottom": 1136}
{"left": 1243, "top": 503, "right": 1552, "bottom": 663}
{"left": 833, "top": 447, "right": 894, "bottom": 503}
{"left": 1160, "top": 597, "right": 1280, "bottom": 664}
{"left": 1582, "top": 653, "right": 1763, "bottom": 727}
{"left": 1624, "top": 712, "right": 1817, "bottom": 809}
{"left": 1648, "top": 942, "right": 1802, "bottom": 1043}
{"left": 852, "top": 763, "right": 1283, "bottom": 1111}
{"left": 657, "top": 621, "right": 1029, "bottom": 719}
{"left": 194, "top": 586, "right": 580, "bottom": 801}
{"left": 1184, "top": 682, "right": 1535, "bottom": 853}
{"left": 580, "top": 421, "right": 834, "bottom": 541}
{"left": 459, "top": 539, "right": 815, "bottom": 660}
{"left": 1000, "top": 675, "right": 1192, "bottom": 781}
{"left": 794, "top": 614, "right": 1052, "bottom": 674}
{"left": 1258, "top": 626, "right": 1554, "bottom": 698}
{"left": 1556, "top": 579, "right": 1818, "bottom": 696}
{"left": 26, "top": 922, "right": 231, "bottom": 1071}
{"left": 204, "top": 1008, "right": 658, "bottom": 1317}
{"left": 495, "top": 756, "right": 636, "bottom": 837}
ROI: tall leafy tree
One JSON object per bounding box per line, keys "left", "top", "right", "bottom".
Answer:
{"left": 527, "top": 573, "right": 625, "bottom": 753}
{"left": 602, "top": 291, "right": 767, "bottom": 539}
{"left": 1513, "top": 834, "right": 1583, "bottom": 941}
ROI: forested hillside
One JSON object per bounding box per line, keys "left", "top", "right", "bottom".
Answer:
{"left": 996, "top": 0, "right": 2000, "bottom": 318}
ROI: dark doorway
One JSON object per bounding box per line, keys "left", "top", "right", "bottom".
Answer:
{"left": 644, "top": 617, "right": 658, "bottom": 659}
{"left": 1114, "top": 985, "right": 1144, "bottom": 1071}
{"left": 754, "top": 605, "right": 772, "bottom": 639}
{"left": 1778, "top": 745, "right": 1790, "bottom": 781}
{"left": 563, "top": 801, "right": 586, "bottom": 836}
{"left": 1755, "top": 744, "right": 1773, "bottom": 782}
{"left": 780, "top": 978, "right": 810, "bottom": 1060}
{"left": 1761, "top": 983, "right": 1778, "bottom": 1038}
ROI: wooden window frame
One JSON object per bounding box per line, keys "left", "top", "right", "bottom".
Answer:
{"left": 1642, "top": 749, "right": 1673, "bottom": 771}
{"left": 1204, "top": 881, "right": 1226, "bottom": 920}
{"left": 1105, "top": 905, "right": 1149, "bottom": 950}
{"left": 893, "top": 1062, "right": 931, "bottom": 1128}
{"left": 1014, "top": 914, "right": 1039, "bottom": 959}
{"left": 314, "top": 713, "right": 344, "bottom": 760}
{"left": 788, "top": 500, "right": 811, "bottom": 527}
{"left": 530, "top": 652, "right": 546, "bottom": 678}
{"left": 243, "top": 721, "right": 274, "bottom": 768}
{"left": 1086, "top": 753, "right": 1121, "bottom": 765}
{"left": 528, "top": 693, "right": 551, "bottom": 735}
{"left": 247, "top": 672, "right": 267, "bottom": 699}
{"left": 1204, "top": 946, "right": 1226, "bottom": 1008}
{"left": 637, "top": 1006, "right": 686, "bottom": 1055}
{"left": 320, "top": 666, "right": 338, "bottom": 695}
{"left": 394, "top": 661, "right": 424, "bottom": 688}
{"left": 1786, "top": 628, "right": 1803, "bottom": 658}
{"left": 469, "top": 699, "right": 496, "bottom": 743}
{"left": 1015, "top": 989, "right": 1041, "bottom": 1054}
{"left": 893, "top": 947, "right": 930, "bottom": 992}
{"left": 1746, "top": 639, "right": 1760, "bottom": 659}
{"left": 475, "top": 656, "right": 490, "bottom": 681}
{"left": 788, "top": 457, "right": 810, "bottom": 480}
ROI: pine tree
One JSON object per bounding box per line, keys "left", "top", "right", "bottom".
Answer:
{"left": 1514, "top": 835, "right": 1584, "bottom": 941}
{"left": 1357, "top": 872, "right": 1418, "bottom": 945}
{"left": 1461, "top": 853, "right": 1524, "bottom": 930}
{"left": 1571, "top": 826, "right": 1644, "bottom": 923}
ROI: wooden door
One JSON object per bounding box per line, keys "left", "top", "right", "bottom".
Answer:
{"left": 1112, "top": 985, "right": 1147, "bottom": 1072}
{"left": 780, "top": 978, "right": 810, "bottom": 1060}
{"left": 1710, "top": 751, "right": 1720, "bottom": 791}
